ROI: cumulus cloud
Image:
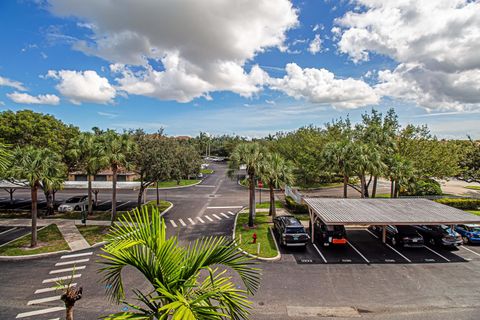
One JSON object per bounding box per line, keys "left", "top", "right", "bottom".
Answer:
{"left": 0, "top": 76, "right": 27, "bottom": 91}
{"left": 335, "top": 0, "right": 480, "bottom": 111}
{"left": 47, "top": 70, "right": 116, "bottom": 104}
{"left": 7, "top": 92, "right": 60, "bottom": 105}
{"left": 47, "top": 0, "right": 298, "bottom": 102}
{"left": 269, "top": 63, "right": 379, "bottom": 109}
{"left": 308, "top": 34, "right": 322, "bottom": 55}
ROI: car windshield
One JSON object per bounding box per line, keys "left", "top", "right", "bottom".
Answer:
{"left": 326, "top": 225, "right": 343, "bottom": 231}
{"left": 286, "top": 227, "right": 305, "bottom": 234}
{"left": 66, "top": 197, "right": 82, "bottom": 203}
{"left": 469, "top": 226, "right": 480, "bottom": 233}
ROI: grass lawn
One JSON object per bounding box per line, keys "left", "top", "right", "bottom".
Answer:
{"left": 0, "top": 224, "right": 69, "bottom": 256}
{"left": 201, "top": 169, "right": 214, "bottom": 174}
{"left": 375, "top": 193, "right": 392, "bottom": 198}
{"left": 77, "top": 225, "right": 111, "bottom": 245}
{"left": 465, "top": 186, "right": 480, "bottom": 191}
{"left": 235, "top": 211, "right": 278, "bottom": 258}
{"left": 149, "top": 179, "right": 200, "bottom": 188}
{"left": 255, "top": 201, "right": 285, "bottom": 209}
{"left": 466, "top": 210, "right": 480, "bottom": 216}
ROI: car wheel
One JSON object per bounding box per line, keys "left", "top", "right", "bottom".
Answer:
{"left": 462, "top": 236, "right": 469, "bottom": 245}
{"left": 429, "top": 238, "right": 436, "bottom": 246}
{"left": 74, "top": 206, "right": 80, "bottom": 211}
{"left": 391, "top": 237, "right": 397, "bottom": 246}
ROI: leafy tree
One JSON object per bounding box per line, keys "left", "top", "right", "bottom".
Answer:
{"left": 459, "top": 136, "right": 480, "bottom": 183}
{"left": 321, "top": 140, "right": 355, "bottom": 198}
{"left": 7, "top": 147, "right": 66, "bottom": 247}
{"left": 386, "top": 154, "right": 414, "bottom": 198}
{"left": 351, "top": 143, "right": 385, "bottom": 198}
{"left": 229, "top": 142, "right": 265, "bottom": 227}
{"left": 0, "top": 142, "right": 11, "bottom": 173}
{"left": 99, "top": 206, "right": 260, "bottom": 319}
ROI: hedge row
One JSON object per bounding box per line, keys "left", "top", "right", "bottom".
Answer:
{"left": 285, "top": 196, "right": 309, "bottom": 214}
{"left": 435, "top": 198, "right": 480, "bottom": 210}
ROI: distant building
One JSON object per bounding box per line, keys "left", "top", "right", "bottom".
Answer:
{"left": 68, "top": 169, "right": 138, "bottom": 182}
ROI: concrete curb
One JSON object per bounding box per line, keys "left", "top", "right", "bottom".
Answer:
{"left": 147, "top": 179, "right": 204, "bottom": 190}
{"left": 160, "top": 201, "right": 174, "bottom": 217}
{"left": 232, "top": 208, "right": 281, "bottom": 261}
{"left": 0, "top": 249, "right": 70, "bottom": 261}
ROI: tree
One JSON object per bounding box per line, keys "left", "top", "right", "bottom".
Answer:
{"left": 0, "top": 142, "right": 11, "bottom": 173}
{"left": 259, "top": 153, "right": 294, "bottom": 218}
{"left": 321, "top": 140, "right": 355, "bottom": 198}
{"left": 459, "top": 136, "right": 480, "bottom": 183}
{"left": 68, "top": 133, "right": 107, "bottom": 215}
{"left": 8, "top": 147, "right": 66, "bottom": 247}
{"left": 99, "top": 206, "right": 260, "bottom": 319}
{"left": 351, "top": 143, "right": 385, "bottom": 198}
{"left": 229, "top": 143, "right": 265, "bottom": 227}
{"left": 386, "top": 154, "right": 414, "bottom": 198}
{"left": 100, "top": 131, "right": 136, "bottom": 224}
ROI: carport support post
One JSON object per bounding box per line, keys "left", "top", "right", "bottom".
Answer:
{"left": 309, "top": 207, "right": 315, "bottom": 243}
{"left": 382, "top": 226, "right": 387, "bottom": 243}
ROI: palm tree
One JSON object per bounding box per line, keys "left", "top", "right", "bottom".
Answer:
{"left": 321, "top": 140, "right": 355, "bottom": 198}
{"left": 229, "top": 142, "right": 265, "bottom": 227}
{"left": 352, "top": 143, "right": 385, "bottom": 198}
{"left": 99, "top": 206, "right": 260, "bottom": 319}
{"left": 387, "top": 154, "right": 414, "bottom": 198}
{"left": 0, "top": 142, "right": 11, "bottom": 172}
{"left": 68, "top": 133, "right": 106, "bottom": 215}
{"left": 100, "top": 131, "right": 135, "bottom": 224}
{"left": 8, "top": 147, "right": 66, "bottom": 247}
{"left": 259, "top": 153, "right": 294, "bottom": 218}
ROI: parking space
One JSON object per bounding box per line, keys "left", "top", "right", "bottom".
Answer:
{"left": 0, "top": 226, "right": 34, "bottom": 246}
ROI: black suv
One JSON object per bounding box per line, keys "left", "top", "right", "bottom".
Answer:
{"left": 413, "top": 225, "right": 462, "bottom": 247}
{"left": 313, "top": 220, "right": 347, "bottom": 246}
{"left": 273, "top": 215, "right": 309, "bottom": 247}
{"left": 369, "top": 225, "right": 424, "bottom": 247}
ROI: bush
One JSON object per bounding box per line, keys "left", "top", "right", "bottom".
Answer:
{"left": 285, "top": 196, "right": 309, "bottom": 214}
{"left": 435, "top": 198, "right": 480, "bottom": 210}
{"left": 401, "top": 179, "right": 442, "bottom": 196}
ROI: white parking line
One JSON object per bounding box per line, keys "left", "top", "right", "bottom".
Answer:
{"left": 207, "top": 206, "right": 243, "bottom": 209}
{"left": 204, "top": 215, "right": 213, "bottom": 222}
{"left": 55, "top": 258, "right": 89, "bottom": 266}
{"left": 385, "top": 243, "right": 412, "bottom": 263}
{"left": 42, "top": 274, "right": 81, "bottom": 284}
{"left": 0, "top": 227, "right": 17, "bottom": 235}
{"left": 97, "top": 200, "right": 110, "bottom": 206}
{"left": 115, "top": 201, "right": 132, "bottom": 210}
{"left": 197, "top": 217, "right": 205, "bottom": 223}
{"left": 460, "top": 245, "right": 480, "bottom": 258}
{"left": 423, "top": 245, "right": 450, "bottom": 262}
{"left": 195, "top": 185, "right": 215, "bottom": 188}
{"left": 312, "top": 243, "right": 328, "bottom": 264}
{"left": 170, "top": 220, "right": 177, "bottom": 228}
{"left": 212, "top": 214, "right": 222, "bottom": 220}
{"left": 49, "top": 266, "right": 86, "bottom": 274}
{"left": 365, "top": 229, "right": 379, "bottom": 239}
{"left": 220, "top": 212, "right": 230, "bottom": 219}
{"left": 27, "top": 295, "right": 61, "bottom": 305}
{"left": 35, "top": 284, "right": 77, "bottom": 294}
{"left": 188, "top": 218, "right": 196, "bottom": 225}
{"left": 228, "top": 211, "right": 235, "bottom": 216}
{"left": 16, "top": 307, "right": 64, "bottom": 318}
{"left": 347, "top": 241, "right": 370, "bottom": 264}
{"left": 178, "top": 219, "right": 187, "bottom": 227}
{"left": 61, "top": 252, "right": 92, "bottom": 259}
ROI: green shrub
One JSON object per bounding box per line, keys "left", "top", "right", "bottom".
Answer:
{"left": 401, "top": 179, "right": 442, "bottom": 196}
{"left": 285, "top": 196, "right": 309, "bottom": 214}
{"left": 435, "top": 198, "right": 480, "bottom": 210}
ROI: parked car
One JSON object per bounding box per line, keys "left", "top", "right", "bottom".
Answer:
{"left": 58, "top": 195, "right": 88, "bottom": 212}
{"left": 273, "top": 215, "right": 310, "bottom": 247}
{"left": 413, "top": 225, "right": 462, "bottom": 247}
{"left": 455, "top": 224, "right": 480, "bottom": 244}
{"left": 313, "top": 220, "right": 347, "bottom": 246}
{"left": 369, "top": 225, "right": 424, "bottom": 247}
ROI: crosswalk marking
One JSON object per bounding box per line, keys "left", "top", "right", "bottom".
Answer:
{"left": 27, "top": 295, "right": 61, "bottom": 305}
{"left": 49, "top": 266, "right": 86, "bottom": 274}
{"left": 170, "top": 220, "right": 177, "bottom": 227}
{"left": 220, "top": 212, "right": 229, "bottom": 219}
{"left": 178, "top": 219, "right": 187, "bottom": 227}
{"left": 188, "top": 218, "right": 196, "bottom": 225}
{"left": 228, "top": 211, "right": 235, "bottom": 215}
{"left": 212, "top": 214, "right": 222, "bottom": 220}
{"left": 43, "top": 274, "right": 81, "bottom": 284}
{"left": 35, "top": 284, "right": 77, "bottom": 294}
{"left": 55, "top": 258, "right": 89, "bottom": 267}
{"left": 16, "top": 307, "right": 64, "bottom": 318}
{"left": 204, "top": 215, "right": 213, "bottom": 222}
{"left": 61, "top": 252, "right": 92, "bottom": 259}
{"left": 197, "top": 217, "right": 205, "bottom": 223}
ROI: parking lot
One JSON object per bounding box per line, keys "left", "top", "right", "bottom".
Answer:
{"left": 281, "top": 228, "right": 480, "bottom": 265}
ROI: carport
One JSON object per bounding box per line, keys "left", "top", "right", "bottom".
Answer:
{"left": 304, "top": 198, "right": 480, "bottom": 244}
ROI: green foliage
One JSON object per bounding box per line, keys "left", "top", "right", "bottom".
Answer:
{"left": 458, "top": 137, "right": 480, "bottom": 183}
{"left": 285, "top": 196, "right": 309, "bottom": 214}
{"left": 400, "top": 179, "right": 442, "bottom": 196}
{"left": 235, "top": 211, "right": 278, "bottom": 258}
{"left": 99, "top": 206, "right": 260, "bottom": 319}
{"left": 435, "top": 198, "right": 480, "bottom": 210}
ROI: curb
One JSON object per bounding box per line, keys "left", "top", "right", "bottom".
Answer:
{"left": 0, "top": 249, "right": 70, "bottom": 261}
{"left": 159, "top": 201, "right": 174, "bottom": 217}
{"left": 232, "top": 208, "right": 281, "bottom": 261}
{"left": 147, "top": 179, "right": 204, "bottom": 190}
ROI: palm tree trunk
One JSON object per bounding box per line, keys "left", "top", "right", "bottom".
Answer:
{"left": 156, "top": 181, "right": 160, "bottom": 205}
{"left": 372, "top": 176, "right": 378, "bottom": 198}
{"left": 269, "top": 185, "right": 276, "bottom": 218}
{"left": 65, "top": 303, "right": 74, "bottom": 320}
{"left": 87, "top": 175, "right": 93, "bottom": 215}
{"left": 360, "top": 175, "right": 366, "bottom": 199}
{"left": 45, "top": 190, "right": 54, "bottom": 216}
{"left": 248, "top": 176, "right": 256, "bottom": 228}
{"left": 111, "top": 165, "right": 117, "bottom": 225}
{"left": 343, "top": 174, "right": 348, "bottom": 198}
{"left": 394, "top": 180, "right": 399, "bottom": 198}
{"left": 31, "top": 184, "right": 38, "bottom": 248}
{"left": 390, "top": 178, "right": 395, "bottom": 198}
{"left": 137, "top": 185, "right": 144, "bottom": 208}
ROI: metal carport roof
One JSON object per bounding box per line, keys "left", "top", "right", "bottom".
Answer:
{"left": 304, "top": 198, "right": 480, "bottom": 225}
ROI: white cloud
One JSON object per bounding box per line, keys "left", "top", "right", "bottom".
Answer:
{"left": 0, "top": 76, "right": 27, "bottom": 91}
{"left": 7, "top": 92, "right": 60, "bottom": 105}
{"left": 47, "top": 70, "right": 116, "bottom": 104}
{"left": 308, "top": 34, "right": 322, "bottom": 55}
{"left": 47, "top": 0, "right": 298, "bottom": 103}
{"left": 335, "top": 0, "right": 480, "bottom": 111}
{"left": 97, "top": 111, "right": 118, "bottom": 118}
{"left": 269, "top": 63, "right": 379, "bottom": 109}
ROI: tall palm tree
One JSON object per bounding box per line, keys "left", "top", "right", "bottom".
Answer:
{"left": 68, "top": 133, "right": 106, "bottom": 215}
{"left": 8, "top": 147, "right": 66, "bottom": 247}
{"left": 321, "top": 140, "right": 355, "bottom": 198}
{"left": 352, "top": 143, "right": 385, "bottom": 198}
{"left": 0, "top": 142, "right": 11, "bottom": 172}
{"left": 387, "top": 154, "right": 414, "bottom": 198}
{"left": 259, "top": 153, "right": 294, "bottom": 218}
{"left": 100, "top": 131, "right": 136, "bottom": 224}
{"left": 229, "top": 142, "right": 265, "bottom": 227}
{"left": 99, "top": 206, "right": 260, "bottom": 319}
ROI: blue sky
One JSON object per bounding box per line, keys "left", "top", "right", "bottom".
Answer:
{"left": 0, "top": 0, "right": 479, "bottom": 138}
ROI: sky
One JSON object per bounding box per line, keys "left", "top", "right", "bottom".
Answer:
{"left": 0, "top": 0, "right": 479, "bottom": 139}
